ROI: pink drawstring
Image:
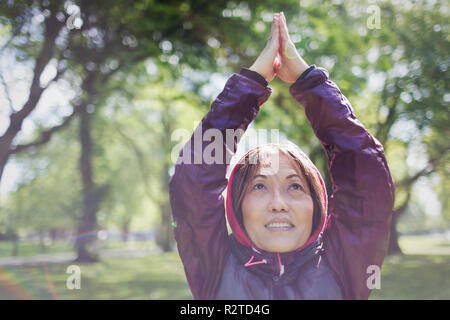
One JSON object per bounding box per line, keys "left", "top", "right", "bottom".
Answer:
{"left": 244, "top": 255, "right": 267, "bottom": 267}
{"left": 277, "top": 253, "right": 284, "bottom": 276}
{"left": 244, "top": 254, "right": 284, "bottom": 276}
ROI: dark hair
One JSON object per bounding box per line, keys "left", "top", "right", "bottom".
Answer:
{"left": 230, "top": 141, "right": 325, "bottom": 237}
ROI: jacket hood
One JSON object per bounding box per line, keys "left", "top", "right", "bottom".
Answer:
{"left": 225, "top": 144, "right": 329, "bottom": 254}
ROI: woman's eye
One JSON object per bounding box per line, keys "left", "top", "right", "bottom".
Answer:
{"left": 291, "top": 183, "right": 303, "bottom": 191}
{"left": 253, "top": 183, "right": 265, "bottom": 190}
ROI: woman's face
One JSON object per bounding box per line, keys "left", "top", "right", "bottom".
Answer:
{"left": 241, "top": 152, "right": 314, "bottom": 253}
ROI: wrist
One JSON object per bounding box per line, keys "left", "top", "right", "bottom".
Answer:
{"left": 293, "top": 60, "right": 310, "bottom": 80}
{"left": 249, "top": 65, "right": 262, "bottom": 75}
{"left": 249, "top": 66, "right": 269, "bottom": 83}
{"left": 240, "top": 67, "right": 268, "bottom": 87}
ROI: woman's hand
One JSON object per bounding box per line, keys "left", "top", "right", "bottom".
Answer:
{"left": 275, "top": 12, "right": 310, "bottom": 83}
{"left": 248, "top": 13, "right": 281, "bottom": 83}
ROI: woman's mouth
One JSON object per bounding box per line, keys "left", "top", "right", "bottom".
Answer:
{"left": 265, "top": 222, "right": 294, "bottom": 231}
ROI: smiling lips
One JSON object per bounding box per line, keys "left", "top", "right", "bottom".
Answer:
{"left": 264, "top": 218, "right": 294, "bottom": 231}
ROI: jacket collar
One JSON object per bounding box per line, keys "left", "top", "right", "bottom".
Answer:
{"left": 229, "top": 232, "right": 325, "bottom": 280}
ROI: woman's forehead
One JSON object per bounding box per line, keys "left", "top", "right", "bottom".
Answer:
{"left": 254, "top": 152, "right": 304, "bottom": 178}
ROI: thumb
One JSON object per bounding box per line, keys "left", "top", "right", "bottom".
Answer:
{"left": 273, "top": 55, "right": 281, "bottom": 73}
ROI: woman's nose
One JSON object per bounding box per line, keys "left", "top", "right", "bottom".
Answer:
{"left": 269, "top": 190, "right": 289, "bottom": 212}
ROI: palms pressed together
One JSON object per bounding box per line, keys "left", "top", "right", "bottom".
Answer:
{"left": 249, "top": 12, "right": 310, "bottom": 83}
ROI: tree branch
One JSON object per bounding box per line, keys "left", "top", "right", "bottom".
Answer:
{"left": 396, "top": 146, "right": 450, "bottom": 189}
{"left": 392, "top": 189, "right": 411, "bottom": 220}
{"left": 10, "top": 106, "right": 81, "bottom": 154}
{"left": 376, "top": 78, "right": 400, "bottom": 146}
{"left": 1, "top": 3, "right": 64, "bottom": 144}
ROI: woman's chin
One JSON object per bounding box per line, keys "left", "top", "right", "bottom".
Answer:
{"left": 258, "top": 236, "right": 308, "bottom": 253}
{"left": 261, "top": 241, "right": 298, "bottom": 253}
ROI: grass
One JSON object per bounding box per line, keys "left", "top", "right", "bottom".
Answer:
{"left": 0, "top": 238, "right": 158, "bottom": 258}
{"left": 0, "top": 240, "right": 73, "bottom": 258}
{"left": 0, "top": 252, "right": 192, "bottom": 300}
{"left": 369, "top": 254, "right": 450, "bottom": 300}
{"left": 369, "top": 233, "right": 450, "bottom": 300}
{"left": 0, "top": 234, "right": 449, "bottom": 300}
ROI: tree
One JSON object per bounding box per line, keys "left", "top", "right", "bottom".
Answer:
{"left": 1, "top": 0, "right": 305, "bottom": 258}
{"left": 369, "top": 1, "right": 449, "bottom": 253}
{"left": 2, "top": 0, "right": 447, "bottom": 259}
{"left": 0, "top": 121, "right": 80, "bottom": 255}
{"left": 249, "top": 0, "right": 449, "bottom": 254}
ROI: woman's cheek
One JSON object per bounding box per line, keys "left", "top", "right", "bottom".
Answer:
{"left": 244, "top": 192, "right": 265, "bottom": 209}
{"left": 292, "top": 196, "right": 314, "bottom": 221}
{"left": 242, "top": 194, "right": 268, "bottom": 230}
{"left": 305, "top": 198, "right": 315, "bottom": 225}
{"left": 244, "top": 197, "right": 263, "bottom": 219}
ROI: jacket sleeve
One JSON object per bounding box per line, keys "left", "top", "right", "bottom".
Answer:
{"left": 169, "top": 73, "right": 271, "bottom": 300}
{"left": 289, "top": 66, "right": 395, "bottom": 299}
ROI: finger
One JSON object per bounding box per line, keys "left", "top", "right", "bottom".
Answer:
{"left": 280, "top": 13, "right": 289, "bottom": 41}
{"left": 270, "top": 14, "right": 280, "bottom": 41}
{"left": 267, "top": 15, "right": 280, "bottom": 53}
{"left": 278, "top": 16, "right": 286, "bottom": 56}
{"left": 278, "top": 18, "right": 283, "bottom": 56}
{"left": 270, "top": 14, "right": 277, "bottom": 34}
{"left": 281, "top": 11, "right": 287, "bottom": 29}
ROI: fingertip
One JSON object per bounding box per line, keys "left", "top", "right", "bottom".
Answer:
{"left": 273, "top": 15, "right": 279, "bottom": 25}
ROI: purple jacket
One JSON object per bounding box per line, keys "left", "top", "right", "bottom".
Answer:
{"left": 169, "top": 66, "right": 395, "bottom": 300}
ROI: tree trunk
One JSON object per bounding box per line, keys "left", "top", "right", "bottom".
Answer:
{"left": 388, "top": 211, "right": 403, "bottom": 254}
{"left": 121, "top": 221, "right": 130, "bottom": 242}
{"left": 387, "top": 201, "right": 411, "bottom": 255}
{"left": 155, "top": 107, "right": 175, "bottom": 252}
{"left": 156, "top": 202, "right": 173, "bottom": 252}
{"left": 0, "top": 132, "right": 15, "bottom": 184}
{"left": 75, "top": 106, "right": 101, "bottom": 263}
{"left": 38, "top": 231, "right": 47, "bottom": 253}
{"left": 11, "top": 233, "right": 19, "bottom": 256}
{"left": 0, "top": 150, "right": 10, "bottom": 184}
{"left": 50, "top": 228, "right": 57, "bottom": 241}
{"left": 155, "top": 157, "right": 174, "bottom": 252}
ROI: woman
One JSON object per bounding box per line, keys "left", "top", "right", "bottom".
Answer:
{"left": 169, "top": 12, "right": 395, "bottom": 300}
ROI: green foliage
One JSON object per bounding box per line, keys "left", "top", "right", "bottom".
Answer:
{"left": 253, "top": 0, "right": 449, "bottom": 222}
{"left": 0, "top": 122, "right": 81, "bottom": 239}
{"left": 0, "top": 0, "right": 448, "bottom": 245}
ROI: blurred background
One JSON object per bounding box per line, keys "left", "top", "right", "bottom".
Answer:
{"left": 0, "top": 0, "right": 448, "bottom": 299}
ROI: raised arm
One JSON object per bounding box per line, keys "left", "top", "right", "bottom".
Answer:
{"left": 169, "top": 15, "right": 280, "bottom": 300}
{"left": 278, "top": 13, "right": 395, "bottom": 299}
{"left": 169, "top": 75, "right": 271, "bottom": 299}
{"left": 290, "top": 66, "right": 395, "bottom": 299}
